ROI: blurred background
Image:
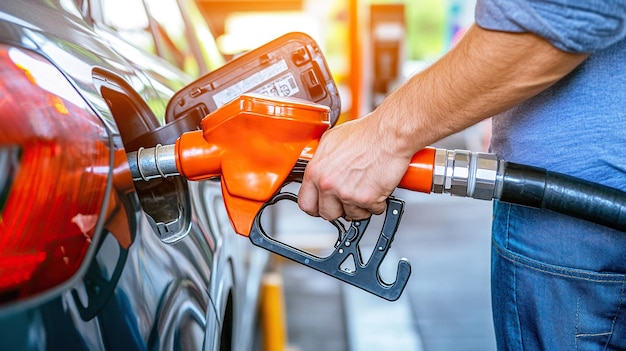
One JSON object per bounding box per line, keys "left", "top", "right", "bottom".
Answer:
{"left": 199, "top": 0, "right": 483, "bottom": 132}
{"left": 107, "top": 0, "right": 495, "bottom": 349}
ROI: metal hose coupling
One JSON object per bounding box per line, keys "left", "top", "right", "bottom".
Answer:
{"left": 431, "top": 148, "right": 499, "bottom": 200}
{"left": 127, "top": 144, "right": 179, "bottom": 181}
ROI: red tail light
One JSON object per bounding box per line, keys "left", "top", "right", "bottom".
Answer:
{"left": 0, "top": 46, "right": 111, "bottom": 302}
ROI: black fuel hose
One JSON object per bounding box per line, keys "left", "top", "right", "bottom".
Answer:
{"left": 497, "top": 162, "right": 626, "bottom": 232}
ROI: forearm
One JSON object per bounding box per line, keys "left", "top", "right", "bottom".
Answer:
{"left": 369, "top": 24, "right": 589, "bottom": 157}
{"left": 297, "top": 23, "right": 590, "bottom": 221}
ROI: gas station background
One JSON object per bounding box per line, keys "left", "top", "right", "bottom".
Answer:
{"left": 196, "top": 0, "right": 477, "bottom": 123}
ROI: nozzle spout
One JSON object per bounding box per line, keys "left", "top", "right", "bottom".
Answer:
{"left": 127, "top": 144, "right": 179, "bottom": 181}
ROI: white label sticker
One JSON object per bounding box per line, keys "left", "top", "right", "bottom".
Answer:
{"left": 212, "top": 59, "right": 292, "bottom": 107}
{"left": 253, "top": 73, "right": 300, "bottom": 98}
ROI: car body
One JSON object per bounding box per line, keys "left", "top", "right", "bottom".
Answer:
{"left": 0, "top": 0, "right": 268, "bottom": 350}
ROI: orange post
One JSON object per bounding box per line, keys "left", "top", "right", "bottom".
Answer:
{"left": 348, "top": 0, "right": 363, "bottom": 120}
{"left": 260, "top": 272, "right": 287, "bottom": 351}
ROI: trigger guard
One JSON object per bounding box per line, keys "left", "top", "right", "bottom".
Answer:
{"left": 256, "top": 191, "right": 347, "bottom": 240}
{"left": 249, "top": 194, "right": 411, "bottom": 301}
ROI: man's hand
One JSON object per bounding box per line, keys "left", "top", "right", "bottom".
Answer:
{"left": 297, "top": 113, "right": 412, "bottom": 221}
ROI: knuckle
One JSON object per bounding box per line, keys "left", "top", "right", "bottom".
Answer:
{"left": 317, "top": 177, "right": 336, "bottom": 193}
{"left": 351, "top": 192, "right": 377, "bottom": 208}
{"left": 336, "top": 187, "right": 355, "bottom": 202}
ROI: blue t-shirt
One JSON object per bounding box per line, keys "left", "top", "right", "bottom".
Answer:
{"left": 475, "top": 0, "right": 626, "bottom": 272}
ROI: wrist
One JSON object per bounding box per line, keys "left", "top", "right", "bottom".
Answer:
{"left": 368, "top": 75, "right": 439, "bottom": 158}
{"left": 366, "top": 96, "right": 425, "bottom": 160}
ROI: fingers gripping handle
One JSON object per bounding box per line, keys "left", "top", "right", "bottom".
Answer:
{"left": 249, "top": 193, "right": 411, "bottom": 301}
{"left": 296, "top": 144, "right": 438, "bottom": 195}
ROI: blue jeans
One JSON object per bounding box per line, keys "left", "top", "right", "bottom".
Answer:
{"left": 491, "top": 201, "right": 626, "bottom": 350}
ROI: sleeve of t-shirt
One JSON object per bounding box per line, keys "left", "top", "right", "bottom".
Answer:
{"left": 475, "top": 0, "right": 626, "bottom": 53}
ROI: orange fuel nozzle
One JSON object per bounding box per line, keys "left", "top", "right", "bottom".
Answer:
{"left": 174, "top": 93, "right": 331, "bottom": 236}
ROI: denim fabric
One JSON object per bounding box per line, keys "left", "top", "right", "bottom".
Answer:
{"left": 487, "top": 31, "right": 626, "bottom": 351}
{"left": 492, "top": 201, "right": 626, "bottom": 350}
{"left": 475, "top": 1, "right": 626, "bottom": 349}
{"left": 488, "top": 43, "right": 626, "bottom": 347}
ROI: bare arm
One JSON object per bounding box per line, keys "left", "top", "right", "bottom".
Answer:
{"left": 298, "top": 24, "right": 589, "bottom": 221}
